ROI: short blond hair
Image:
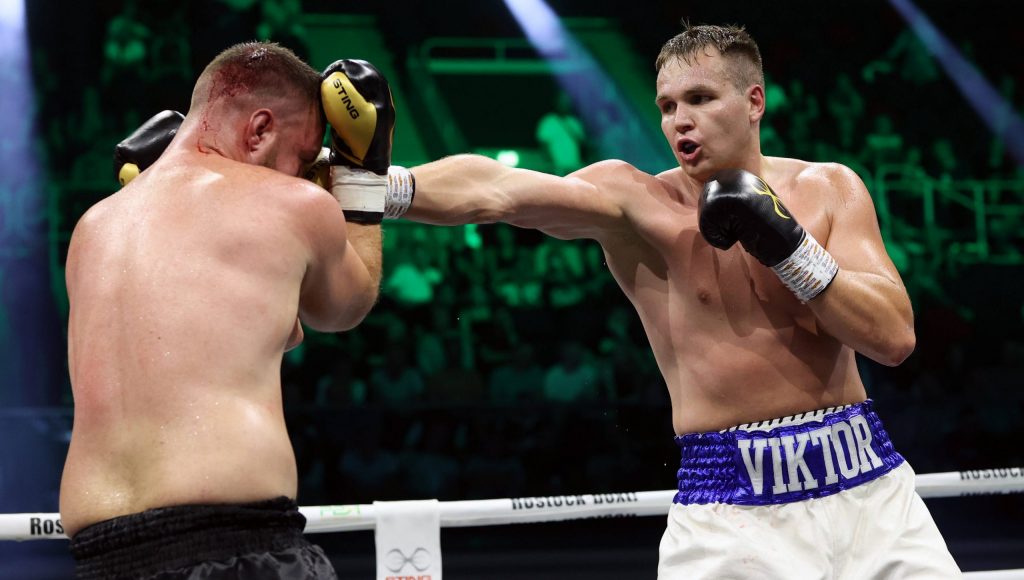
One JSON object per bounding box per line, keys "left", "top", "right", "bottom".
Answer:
{"left": 655, "top": 24, "right": 764, "bottom": 90}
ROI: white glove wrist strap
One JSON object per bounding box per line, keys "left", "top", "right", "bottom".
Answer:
{"left": 330, "top": 166, "right": 386, "bottom": 213}
{"left": 771, "top": 232, "right": 839, "bottom": 303}
{"left": 385, "top": 165, "right": 415, "bottom": 219}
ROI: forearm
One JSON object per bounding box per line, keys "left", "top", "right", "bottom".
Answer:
{"left": 807, "top": 270, "right": 915, "bottom": 366}
{"left": 702, "top": 167, "right": 914, "bottom": 365}
{"left": 346, "top": 222, "right": 383, "bottom": 302}
{"left": 405, "top": 154, "right": 513, "bottom": 225}
{"left": 403, "top": 155, "right": 626, "bottom": 241}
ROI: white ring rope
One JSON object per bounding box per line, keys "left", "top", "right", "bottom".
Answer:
{"left": 1, "top": 467, "right": 1021, "bottom": 542}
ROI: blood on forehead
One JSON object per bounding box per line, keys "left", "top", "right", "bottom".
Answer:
{"left": 206, "top": 48, "right": 273, "bottom": 102}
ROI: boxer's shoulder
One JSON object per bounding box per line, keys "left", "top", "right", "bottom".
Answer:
{"left": 568, "top": 160, "right": 677, "bottom": 215}
{"left": 756, "top": 157, "right": 860, "bottom": 221}
{"left": 767, "top": 157, "right": 862, "bottom": 197}
{"left": 570, "top": 159, "right": 653, "bottom": 188}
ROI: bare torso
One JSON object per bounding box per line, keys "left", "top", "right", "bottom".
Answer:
{"left": 60, "top": 151, "right": 313, "bottom": 537}
{"left": 596, "top": 157, "right": 865, "bottom": 434}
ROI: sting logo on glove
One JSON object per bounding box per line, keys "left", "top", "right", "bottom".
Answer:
{"left": 321, "top": 67, "right": 382, "bottom": 168}
{"left": 752, "top": 177, "right": 791, "bottom": 220}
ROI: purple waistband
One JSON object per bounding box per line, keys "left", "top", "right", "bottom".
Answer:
{"left": 673, "top": 400, "right": 904, "bottom": 506}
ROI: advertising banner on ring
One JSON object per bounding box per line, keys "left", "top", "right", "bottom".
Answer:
{"left": 375, "top": 499, "right": 441, "bottom": 580}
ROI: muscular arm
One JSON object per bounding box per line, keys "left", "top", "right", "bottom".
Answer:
{"left": 406, "top": 154, "right": 632, "bottom": 242}
{"left": 297, "top": 184, "right": 381, "bottom": 332}
{"left": 345, "top": 221, "right": 383, "bottom": 298}
{"left": 808, "top": 165, "right": 915, "bottom": 366}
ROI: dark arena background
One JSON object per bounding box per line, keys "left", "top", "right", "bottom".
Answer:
{"left": 0, "top": 0, "right": 1022, "bottom": 577}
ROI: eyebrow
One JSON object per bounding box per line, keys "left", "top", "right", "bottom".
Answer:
{"left": 656, "top": 83, "right": 717, "bottom": 104}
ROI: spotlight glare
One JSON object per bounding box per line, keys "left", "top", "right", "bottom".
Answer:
{"left": 888, "top": 0, "right": 1024, "bottom": 166}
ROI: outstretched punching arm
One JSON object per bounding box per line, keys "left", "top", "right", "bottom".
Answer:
{"left": 394, "top": 155, "right": 643, "bottom": 243}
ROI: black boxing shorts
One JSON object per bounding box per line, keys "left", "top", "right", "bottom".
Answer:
{"left": 69, "top": 497, "right": 337, "bottom": 579}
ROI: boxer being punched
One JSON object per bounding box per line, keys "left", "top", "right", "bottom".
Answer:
{"left": 59, "top": 43, "right": 394, "bottom": 579}
{"left": 387, "top": 24, "right": 960, "bottom": 578}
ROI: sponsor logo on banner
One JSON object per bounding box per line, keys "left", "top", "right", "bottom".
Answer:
{"left": 959, "top": 468, "right": 1023, "bottom": 480}
{"left": 384, "top": 547, "right": 432, "bottom": 580}
{"left": 30, "top": 517, "right": 64, "bottom": 536}
{"left": 316, "top": 504, "right": 362, "bottom": 517}
{"left": 510, "top": 492, "right": 639, "bottom": 511}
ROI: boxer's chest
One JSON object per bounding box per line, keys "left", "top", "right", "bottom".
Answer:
{"left": 633, "top": 206, "right": 812, "bottom": 320}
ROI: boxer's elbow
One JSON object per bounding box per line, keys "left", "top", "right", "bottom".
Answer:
{"left": 323, "top": 302, "right": 371, "bottom": 333}
{"left": 883, "top": 302, "right": 916, "bottom": 366}
{"left": 861, "top": 286, "right": 915, "bottom": 366}
{"left": 332, "top": 311, "right": 367, "bottom": 333}
{"left": 876, "top": 326, "right": 916, "bottom": 367}
{"left": 357, "top": 283, "right": 381, "bottom": 324}
{"left": 336, "top": 284, "right": 379, "bottom": 332}
{"left": 304, "top": 284, "right": 379, "bottom": 333}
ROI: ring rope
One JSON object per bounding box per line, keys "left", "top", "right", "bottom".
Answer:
{"left": 1, "top": 467, "right": 1020, "bottom": 541}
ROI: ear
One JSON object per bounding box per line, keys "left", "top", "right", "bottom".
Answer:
{"left": 245, "top": 109, "right": 275, "bottom": 154}
{"left": 748, "top": 84, "right": 766, "bottom": 124}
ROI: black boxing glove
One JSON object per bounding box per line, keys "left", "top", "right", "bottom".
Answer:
{"left": 699, "top": 168, "right": 838, "bottom": 302}
{"left": 320, "top": 59, "right": 414, "bottom": 223}
{"left": 113, "top": 110, "right": 184, "bottom": 186}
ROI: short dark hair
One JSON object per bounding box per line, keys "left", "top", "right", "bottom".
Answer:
{"left": 190, "top": 41, "right": 320, "bottom": 111}
{"left": 655, "top": 23, "right": 764, "bottom": 90}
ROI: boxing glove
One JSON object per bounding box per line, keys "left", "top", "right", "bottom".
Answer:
{"left": 319, "top": 59, "right": 414, "bottom": 222}
{"left": 699, "top": 168, "right": 838, "bottom": 302}
{"left": 113, "top": 110, "right": 184, "bottom": 186}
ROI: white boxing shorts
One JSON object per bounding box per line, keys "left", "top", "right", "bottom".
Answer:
{"left": 658, "top": 400, "right": 961, "bottom": 579}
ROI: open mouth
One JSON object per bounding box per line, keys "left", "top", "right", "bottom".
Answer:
{"left": 678, "top": 140, "right": 700, "bottom": 157}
